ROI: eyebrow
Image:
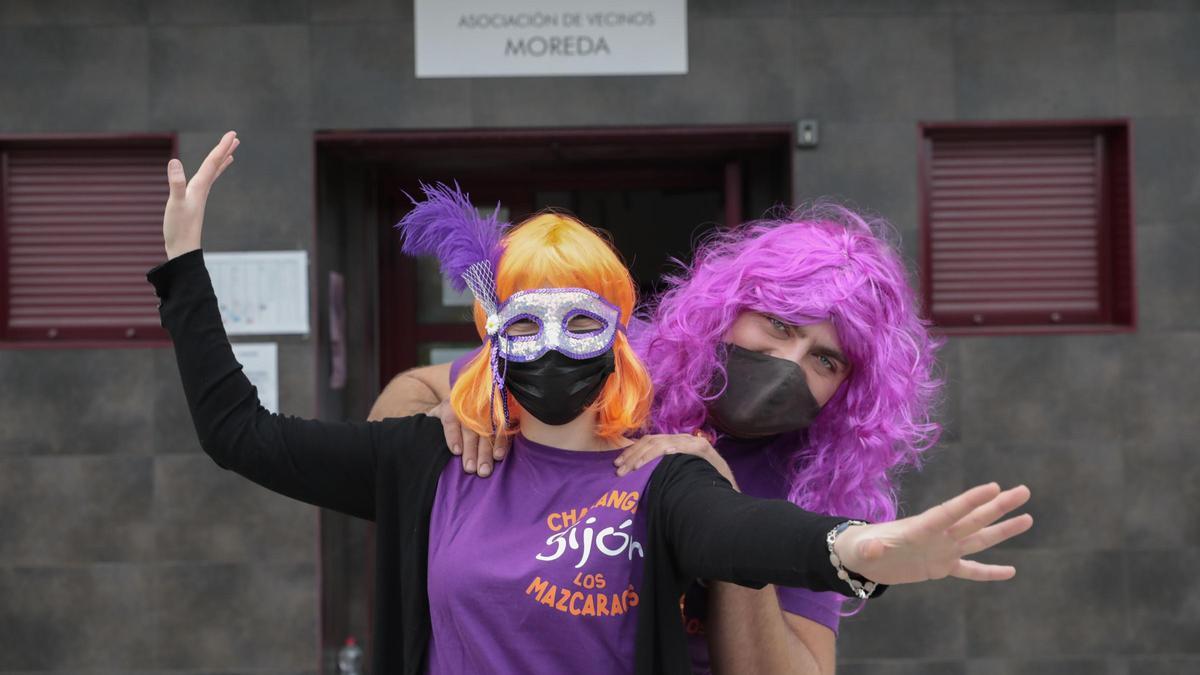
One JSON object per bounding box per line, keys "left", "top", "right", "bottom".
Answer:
{"left": 787, "top": 320, "right": 849, "bottom": 367}
{"left": 812, "top": 346, "right": 849, "bottom": 367}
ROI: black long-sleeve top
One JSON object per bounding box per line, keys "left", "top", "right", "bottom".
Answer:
{"left": 149, "top": 250, "right": 875, "bottom": 675}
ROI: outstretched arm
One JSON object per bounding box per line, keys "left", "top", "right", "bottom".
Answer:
{"left": 657, "top": 455, "right": 1032, "bottom": 593}
{"left": 623, "top": 438, "right": 834, "bottom": 674}
{"left": 655, "top": 455, "right": 849, "bottom": 593}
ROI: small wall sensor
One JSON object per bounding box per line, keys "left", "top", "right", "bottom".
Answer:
{"left": 796, "top": 119, "right": 819, "bottom": 148}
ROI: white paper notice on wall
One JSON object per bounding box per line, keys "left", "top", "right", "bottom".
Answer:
{"left": 414, "top": 0, "right": 687, "bottom": 78}
{"left": 206, "top": 251, "right": 310, "bottom": 335}
{"left": 231, "top": 342, "right": 279, "bottom": 414}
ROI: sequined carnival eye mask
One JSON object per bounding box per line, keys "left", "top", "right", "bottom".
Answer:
{"left": 487, "top": 287, "right": 623, "bottom": 362}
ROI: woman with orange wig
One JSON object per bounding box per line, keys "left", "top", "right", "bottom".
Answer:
{"left": 445, "top": 207, "right": 653, "bottom": 445}
{"left": 152, "top": 132, "right": 1032, "bottom": 675}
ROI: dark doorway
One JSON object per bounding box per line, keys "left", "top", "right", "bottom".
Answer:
{"left": 313, "top": 125, "right": 793, "bottom": 671}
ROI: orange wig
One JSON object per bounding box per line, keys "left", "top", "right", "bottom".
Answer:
{"left": 450, "top": 213, "right": 652, "bottom": 441}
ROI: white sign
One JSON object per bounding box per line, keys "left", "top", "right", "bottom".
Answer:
{"left": 232, "top": 342, "right": 279, "bottom": 414}
{"left": 206, "top": 251, "right": 310, "bottom": 335}
{"left": 414, "top": 0, "right": 687, "bottom": 78}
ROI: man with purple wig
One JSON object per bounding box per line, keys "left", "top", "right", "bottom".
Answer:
{"left": 372, "top": 202, "right": 944, "bottom": 674}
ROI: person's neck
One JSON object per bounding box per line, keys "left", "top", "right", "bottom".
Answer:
{"left": 519, "top": 410, "right": 628, "bottom": 451}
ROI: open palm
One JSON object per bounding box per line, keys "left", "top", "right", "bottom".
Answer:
{"left": 162, "top": 131, "right": 239, "bottom": 260}
{"left": 835, "top": 483, "right": 1033, "bottom": 586}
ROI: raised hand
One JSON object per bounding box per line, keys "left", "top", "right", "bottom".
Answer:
{"left": 162, "top": 131, "right": 239, "bottom": 260}
{"left": 834, "top": 483, "right": 1033, "bottom": 586}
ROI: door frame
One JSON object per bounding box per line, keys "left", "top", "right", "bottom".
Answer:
{"left": 312, "top": 123, "right": 794, "bottom": 669}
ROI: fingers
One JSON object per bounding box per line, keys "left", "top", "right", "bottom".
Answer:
{"left": 924, "top": 482, "right": 1002, "bottom": 531}
{"left": 212, "top": 140, "right": 238, "bottom": 180}
{"left": 614, "top": 438, "right": 649, "bottom": 475}
{"left": 615, "top": 435, "right": 719, "bottom": 476}
{"left": 461, "top": 426, "right": 482, "bottom": 474}
{"left": 947, "top": 485, "right": 1031, "bottom": 540}
{"left": 440, "top": 407, "right": 463, "bottom": 456}
{"left": 950, "top": 559, "right": 1016, "bottom": 582}
{"left": 167, "top": 159, "right": 188, "bottom": 200}
{"left": 212, "top": 154, "right": 235, "bottom": 181}
{"left": 193, "top": 130, "right": 238, "bottom": 192}
{"left": 431, "top": 399, "right": 490, "bottom": 478}
{"left": 477, "top": 434, "right": 494, "bottom": 478}
{"left": 619, "top": 441, "right": 657, "bottom": 473}
{"left": 492, "top": 431, "right": 510, "bottom": 462}
{"left": 958, "top": 513, "right": 1034, "bottom": 557}
{"left": 614, "top": 436, "right": 675, "bottom": 476}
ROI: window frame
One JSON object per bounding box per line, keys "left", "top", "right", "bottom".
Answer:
{"left": 917, "top": 119, "right": 1137, "bottom": 336}
{"left": 0, "top": 133, "right": 177, "bottom": 350}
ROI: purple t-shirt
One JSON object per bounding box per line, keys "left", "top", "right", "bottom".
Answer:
{"left": 425, "top": 434, "right": 662, "bottom": 674}
{"left": 683, "top": 435, "right": 844, "bottom": 673}
{"left": 445, "top": 343, "right": 842, "bottom": 672}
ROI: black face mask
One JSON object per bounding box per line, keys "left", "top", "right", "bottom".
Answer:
{"left": 503, "top": 349, "right": 616, "bottom": 426}
{"left": 707, "top": 344, "right": 822, "bottom": 439}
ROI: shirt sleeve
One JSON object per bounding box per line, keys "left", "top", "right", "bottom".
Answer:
{"left": 148, "top": 249, "right": 418, "bottom": 521}
{"left": 652, "top": 454, "right": 884, "bottom": 599}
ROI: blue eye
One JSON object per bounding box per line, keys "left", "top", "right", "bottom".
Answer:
{"left": 818, "top": 354, "right": 836, "bottom": 372}
{"left": 764, "top": 315, "right": 789, "bottom": 335}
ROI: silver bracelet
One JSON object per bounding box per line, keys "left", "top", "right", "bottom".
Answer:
{"left": 826, "top": 520, "right": 879, "bottom": 600}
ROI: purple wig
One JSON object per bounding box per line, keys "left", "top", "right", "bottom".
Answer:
{"left": 635, "top": 202, "right": 943, "bottom": 522}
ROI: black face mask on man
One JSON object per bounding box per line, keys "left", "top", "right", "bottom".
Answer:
{"left": 503, "top": 349, "right": 616, "bottom": 426}
{"left": 707, "top": 344, "right": 822, "bottom": 438}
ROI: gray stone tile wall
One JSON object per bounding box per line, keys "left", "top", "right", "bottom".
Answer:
{"left": 1, "top": 1, "right": 1196, "bottom": 673}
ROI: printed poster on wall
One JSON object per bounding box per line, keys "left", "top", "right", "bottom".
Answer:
{"left": 414, "top": 0, "right": 687, "bottom": 78}
{"left": 205, "top": 251, "right": 310, "bottom": 335}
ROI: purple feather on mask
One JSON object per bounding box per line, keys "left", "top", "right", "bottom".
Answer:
{"left": 395, "top": 181, "right": 507, "bottom": 294}
{"left": 397, "top": 181, "right": 512, "bottom": 432}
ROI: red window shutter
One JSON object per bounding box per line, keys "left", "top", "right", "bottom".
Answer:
{"left": 1, "top": 141, "right": 172, "bottom": 342}
{"left": 921, "top": 123, "right": 1133, "bottom": 331}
